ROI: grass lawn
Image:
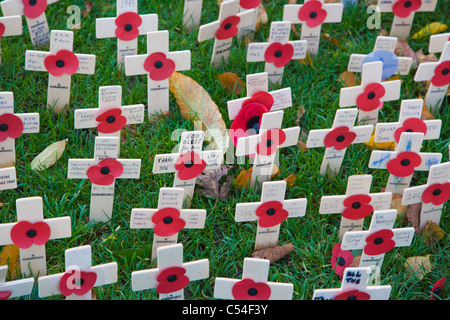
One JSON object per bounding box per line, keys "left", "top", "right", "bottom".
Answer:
{"left": 0, "top": 0, "right": 448, "bottom": 302}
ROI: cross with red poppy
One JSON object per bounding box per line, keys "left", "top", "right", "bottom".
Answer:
{"left": 67, "top": 136, "right": 141, "bottom": 222}
{"left": 235, "top": 180, "right": 307, "bottom": 250}
{"left": 130, "top": 187, "right": 207, "bottom": 260}
{"left": 1, "top": 0, "right": 58, "bottom": 46}
{"left": 0, "top": 265, "right": 34, "bottom": 300}
{"left": 236, "top": 0, "right": 261, "bottom": 38}
{"left": 214, "top": 257, "right": 293, "bottom": 300}
{"left": 414, "top": 41, "right": 450, "bottom": 112}
{"left": 369, "top": 132, "right": 442, "bottom": 194}
{"left": 197, "top": 0, "right": 256, "bottom": 68}
{"left": 313, "top": 266, "right": 392, "bottom": 300}
{"left": 402, "top": 161, "right": 450, "bottom": 232}
{"left": 38, "top": 245, "right": 118, "bottom": 300}
{"left": 131, "top": 243, "right": 209, "bottom": 300}
{"left": 340, "top": 61, "right": 401, "bottom": 125}
{"left": 246, "top": 21, "right": 307, "bottom": 86}
{"left": 24, "top": 30, "right": 96, "bottom": 113}
{"left": 319, "top": 174, "right": 392, "bottom": 240}
{"left": 95, "top": 0, "right": 158, "bottom": 67}
{"left": 306, "top": 108, "right": 373, "bottom": 177}
{"left": 0, "top": 167, "right": 17, "bottom": 191}
{"left": 0, "top": 15, "right": 22, "bottom": 64}
{"left": 283, "top": 0, "right": 344, "bottom": 54}
{"left": 0, "top": 196, "right": 71, "bottom": 277}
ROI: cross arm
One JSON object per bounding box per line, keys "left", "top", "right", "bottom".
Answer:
{"left": 247, "top": 40, "right": 308, "bottom": 62}
{"left": 96, "top": 14, "right": 158, "bottom": 39}
{"left": 38, "top": 272, "right": 64, "bottom": 298}
{"left": 168, "top": 51, "right": 191, "bottom": 72}
{"left": 91, "top": 262, "right": 118, "bottom": 287}
{"left": 235, "top": 202, "right": 260, "bottom": 222}
{"left": 283, "top": 198, "right": 307, "bottom": 217}
{"left": 75, "top": 54, "right": 97, "bottom": 75}
{"left": 198, "top": 21, "right": 221, "bottom": 42}
{"left": 319, "top": 192, "right": 392, "bottom": 214}
{"left": 214, "top": 277, "right": 294, "bottom": 300}
{"left": 414, "top": 62, "right": 440, "bottom": 82}
{"left": 47, "top": 217, "right": 72, "bottom": 240}
{"left": 124, "top": 54, "right": 148, "bottom": 76}
{"left": 25, "top": 50, "right": 51, "bottom": 72}
{"left": 184, "top": 259, "right": 209, "bottom": 282}
{"left": 0, "top": 15, "right": 22, "bottom": 36}
{"left": 152, "top": 153, "right": 178, "bottom": 174}
{"left": 117, "top": 159, "right": 141, "bottom": 179}
{"left": 74, "top": 104, "right": 145, "bottom": 129}
{"left": 16, "top": 113, "right": 40, "bottom": 133}
{"left": 401, "top": 184, "right": 426, "bottom": 205}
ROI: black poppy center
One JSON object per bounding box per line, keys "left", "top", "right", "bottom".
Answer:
{"left": 184, "top": 160, "right": 194, "bottom": 168}
{"left": 224, "top": 23, "right": 232, "bottom": 30}
{"left": 106, "top": 115, "right": 116, "bottom": 124}
{"left": 374, "top": 237, "right": 384, "bottom": 245}
{"left": 405, "top": 128, "right": 413, "bottom": 132}
{"left": 309, "top": 11, "right": 318, "bottom": 19}
{"left": 248, "top": 288, "right": 258, "bottom": 296}
{"left": 29, "top": 0, "right": 37, "bottom": 6}
{"left": 56, "top": 60, "right": 65, "bottom": 68}
{"left": 336, "top": 135, "right": 346, "bottom": 143}
{"left": 154, "top": 61, "right": 163, "bottom": 69}
{"left": 352, "top": 201, "right": 361, "bottom": 209}
{"left": 246, "top": 116, "right": 260, "bottom": 134}
{"left": 266, "top": 208, "right": 276, "bottom": 216}
{"left": 168, "top": 275, "right": 177, "bottom": 283}
{"left": 26, "top": 229, "right": 37, "bottom": 238}
{"left": 442, "top": 68, "right": 450, "bottom": 76}
{"left": 367, "top": 92, "right": 376, "bottom": 100}
{"left": 74, "top": 278, "right": 85, "bottom": 286}
{"left": 404, "top": 1, "right": 412, "bottom": 8}
{"left": 347, "top": 295, "right": 357, "bottom": 300}
{"left": 337, "top": 257, "right": 346, "bottom": 266}
{"left": 401, "top": 159, "right": 410, "bottom": 166}
{"left": 432, "top": 188, "right": 442, "bottom": 196}
{"left": 0, "top": 123, "right": 8, "bottom": 132}
{"left": 274, "top": 50, "right": 283, "bottom": 58}
{"left": 266, "top": 139, "right": 273, "bottom": 147}
{"left": 100, "top": 166, "right": 111, "bottom": 175}
{"left": 124, "top": 24, "right": 133, "bottom": 32}
{"left": 433, "top": 287, "right": 442, "bottom": 295}
{"left": 163, "top": 216, "right": 173, "bottom": 224}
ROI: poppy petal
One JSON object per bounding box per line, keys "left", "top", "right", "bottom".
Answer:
{"left": 333, "top": 289, "right": 371, "bottom": 300}
{"left": 96, "top": 109, "right": 127, "bottom": 134}
{"left": 0, "top": 113, "right": 24, "bottom": 142}
{"left": 431, "top": 61, "right": 450, "bottom": 87}
{"left": 174, "top": 152, "right": 206, "bottom": 181}
{"left": 0, "top": 23, "right": 5, "bottom": 38}
{"left": 152, "top": 207, "right": 186, "bottom": 237}
{"left": 22, "top": 0, "right": 47, "bottom": 19}
{"left": 422, "top": 183, "right": 450, "bottom": 206}
{"left": 343, "top": 194, "right": 373, "bottom": 220}
{"left": 215, "top": 16, "right": 241, "bottom": 40}
{"left": 59, "top": 270, "right": 97, "bottom": 296}
{"left": 256, "top": 129, "right": 286, "bottom": 156}
{"left": 232, "top": 278, "right": 271, "bottom": 300}
{"left": 156, "top": 267, "right": 190, "bottom": 294}
{"left": 239, "top": 0, "right": 261, "bottom": 10}
{"left": 364, "top": 229, "right": 395, "bottom": 255}
{"left": 115, "top": 12, "right": 142, "bottom": 41}
{"left": 387, "top": 152, "right": 422, "bottom": 177}
{"left": 394, "top": 118, "right": 427, "bottom": 143}
{"left": 298, "top": 0, "right": 327, "bottom": 28}
{"left": 255, "top": 201, "right": 289, "bottom": 228}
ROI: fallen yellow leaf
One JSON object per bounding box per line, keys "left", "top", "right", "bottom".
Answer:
{"left": 412, "top": 22, "right": 448, "bottom": 40}
{"left": 405, "top": 255, "right": 432, "bottom": 280}
{"left": 0, "top": 244, "right": 20, "bottom": 280}
{"left": 365, "top": 134, "right": 395, "bottom": 151}
{"left": 30, "top": 139, "right": 68, "bottom": 171}
{"left": 234, "top": 165, "right": 280, "bottom": 190}
{"left": 217, "top": 72, "right": 245, "bottom": 95}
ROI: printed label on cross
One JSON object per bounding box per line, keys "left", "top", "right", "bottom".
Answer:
{"left": 320, "top": 175, "right": 392, "bottom": 240}
{"left": 235, "top": 180, "right": 307, "bottom": 250}
{"left": 214, "top": 257, "right": 294, "bottom": 300}
{"left": 0, "top": 196, "right": 71, "bottom": 277}
{"left": 402, "top": 161, "right": 450, "bottom": 231}
{"left": 67, "top": 136, "right": 141, "bottom": 222}
{"left": 130, "top": 187, "right": 207, "bottom": 260}
{"left": 341, "top": 209, "right": 415, "bottom": 269}
{"left": 131, "top": 243, "right": 209, "bottom": 300}
{"left": 1, "top": 0, "right": 58, "bottom": 46}
{"left": 369, "top": 132, "right": 442, "bottom": 194}
{"left": 340, "top": 61, "right": 401, "bottom": 125}
{"left": 152, "top": 130, "right": 223, "bottom": 207}
{"left": 125, "top": 30, "right": 190, "bottom": 117}
{"left": 0, "top": 15, "right": 22, "bottom": 64}
{"left": 306, "top": 108, "right": 373, "bottom": 177}
{"left": 0, "top": 166, "right": 17, "bottom": 191}
{"left": 95, "top": 0, "right": 158, "bottom": 67}
{"left": 0, "top": 265, "right": 34, "bottom": 300}
{"left": 282, "top": 0, "right": 343, "bottom": 54}
{"left": 237, "top": 0, "right": 260, "bottom": 39}
{"left": 312, "top": 266, "right": 392, "bottom": 300}
{"left": 0, "top": 91, "right": 40, "bottom": 168}
{"left": 197, "top": 0, "right": 255, "bottom": 68}
{"left": 183, "top": 0, "right": 203, "bottom": 32}
{"left": 25, "top": 30, "right": 96, "bottom": 113}
{"left": 38, "top": 245, "right": 118, "bottom": 300}
{"left": 414, "top": 41, "right": 450, "bottom": 112}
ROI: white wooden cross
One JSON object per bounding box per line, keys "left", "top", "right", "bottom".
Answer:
{"left": 152, "top": 130, "right": 223, "bottom": 207}
{"left": 237, "top": 0, "right": 260, "bottom": 39}
{"left": 0, "top": 196, "right": 71, "bottom": 277}
{"left": 368, "top": 132, "right": 442, "bottom": 194}
{"left": 235, "top": 180, "right": 307, "bottom": 250}
{"left": 197, "top": 0, "right": 255, "bottom": 68}
{"left": 319, "top": 175, "right": 393, "bottom": 240}
{"left": 182, "top": 0, "right": 203, "bottom": 32}
{"left": 125, "top": 30, "right": 191, "bottom": 117}
{"left": 428, "top": 32, "right": 450, "bottom": 54}
{"left": 339, "top": 61, "right": 401, "bottom": 125}
{"left": 214, "top": 257, "right": 294, "bottom": 300}
{"left": 306, "top": 108, "right": 373, "bottom": 177}
{"left": 377, "top": 0, "right": 438, "bottom": 40}
{"left": 0, "top": 265, "right": 34, "bottom": 300}
{"left": 24, "top": 30, "right": 96, "bottom": 114}
{"left": 38, "top": 245, "right": 118, "bottom": 300}
{"left": 95, "top": 0, "right": 158, "bottom": 67}
{"left": 235, "top": 110, "right": 300, "bottom": 187}
{"left": 67, "top": 136, "right": 141, "bottom": 223}
{"left": 131, "top": 243, "right": 209, "bottom": 300}
{"left": 341, "top": 210, "right": 415, "bottom": 270}
{"left": 0, "top": 166, "right": 16, "bottom": 191}
{"left": 0, "top": 15, "right": 22, "bottom": 65}
{"left": 130, "top": 187, "right": 207, "bottom": 260}
{"left": 0, "top": 91, "right": 39, "bottom": 168}
{"left": 1, "top": 0, "right": 58, "bottom": 46}
{"left": 312, "top": 267, "right": 392, "bottom": 300}
{"left": 282, "top": 0, "right": 344, "bottom": 54}
{"left": 246, "top": 21, "right": 307, "bottom": 86}
{"left": 402, "top": 161, "right": 450, "bottom": 232}
{"left": 414, "top": 41, "right": 450, "bottom": 112}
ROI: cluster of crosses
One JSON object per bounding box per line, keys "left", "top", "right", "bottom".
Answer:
{"left": 0, "top": 0, "right": 448, "bottom": 301}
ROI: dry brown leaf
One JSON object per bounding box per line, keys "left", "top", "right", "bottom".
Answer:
{"left": 297, "top": 140, "right": 308, "bottom": 153}
{"left": 421, "top": 101, "right": 435, "bottom": 120}
{"left": 405, "top": 202, "right": 422, "bottom": 232}
{"left": 254, "top": 3, "right": 268, "bottom": 32}
{"left": 294, "top": 106, "right": 306, "bottom": 125}
{"left": 391, "top": 193, "right": 408, "bottom": 218}
{"left": 339, "top": 71, "right": 358, "bottom": 87}
{"left": 422, "top": 220, "right": 445, "bottom": 245}
{"left": 252, "top": 243, "right": 295, "bottom": 263}
{"left": 234, "top": 165, "right": 280, "bottom": 190}
{"left": 405, "top": 255, "right": 432, "bottom": 280}
{"left": 196, "top": 166, "right": 234, "bottom": 200}
{"left": 0, "top": 244, "right": 20, "bottom": 280}
{"left": 30, "top": 139, "right": 68, "bottom": 171}
{"left": 323, "top": 33, "right": 340, "bottom": 48}
{"left": 416, "top": 49, "right": 439, "bottom": 64}
{"left": 82, "top": 1, "right": 93, "bottom": 17}
{"left": 299, "top": 52, "right": 313, "bottom": 66}
{"left": 395, "top": 41, "right": 417, "bottom": 64}
{"left": 217, "top": 72, "right": 245, "bottom": 95}
{"left": 283, "top": 173, "right": 297, "bottom": 187}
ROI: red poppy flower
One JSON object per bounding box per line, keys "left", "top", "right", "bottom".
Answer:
{"left": 152, "top": 207, "right": 186, "bottom": 237}
{"left": 342, "top": 194, "right": 373, "bottom": 220}
{"left": 264, "top": 42, "right": 294, "bottom": 68}
{"left": 22, "top": 0, "right": 47, "bottom": 19}
{"left": 215, "top": 15, "right": 241, "bottom": 40}
{"left": 44, "top": 50, "right": 79, "bottom": 77}
{"left": 59, "top": 269, "right": 97, "bottom": 297}
{"left": 0, "top": 291, "right": 12, "bottom": 300}
{"left": 356, "top": 83, "right": 386, "bottom": 112}
{"left": 232, "top": 278, "right": 271, "bottom": 300}
{"left": 10, "top": 221, "right": 51, "bottom": 249}
{"left": 86, "top": 158, "right": 124, "bottom": 185}
{"left": 240, "top": 0, "right": 261, "bottom": 9}
{"left": 256, "top": 128, "right": 286, "bottom": 156}
{"left": 174, "top": 152, "right": 206, "bottom": 181}
{"left": 330, "top": 243, "right": 354, "bottom": 277}
{"left": 430, "top": 277, "right": 446, "bottom": 300}
{"left": 143, "top": 52, "right": 175, "bottom": 81}
{"left": 394, "top": 118, "right": 427, "bottom": 143}
{"left": 156, "top": 266, "right": 190, "bottom": 294}
{"left": 422, "top": 182, "right": 450, "bottom": 206}
{"left": 96, "top": 108, "right": 127, "bottom": 134}
{"left": 115, "top": 12, "right": 143, "bottom": 41}
{"left": 392, "top": 0, "right": 422, "bottom": 19}
{"left": 297, "top": 0, "right": 327, "bottom": 28}
{"left": 431, "top": 61, "right": 450, "bottom": 87}
{"left": 386, "top": 151, "right": 422, "bottom": 177}
{"left": 0, "top": 113, "right": 24, "bottom": 142}
{"left": 0, "top": 23, "right": 5, "bottom": 38}
{"left": 333, "top": 289, "right": 371, "bottom": 300}
{"left": 364, "top": 229, "right": 395, "bottom": 255}
{"left": 255, "top": 201, "right": 289, "bottom": 228}
{"left": 324, "top": 126, "right": 356, "bottom": 151}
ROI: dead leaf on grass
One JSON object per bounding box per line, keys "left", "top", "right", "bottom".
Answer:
{"left": 217, "top": 72, "right": 245, "bottom": 95}
{"left": 405, "top": 255, "right": 432, "bottom": 280}
{"left": 196, "top": 165, "right": 234, "bottom": 200}
{"left": 252, "top": 243, "right": 295, "bottom": 263}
